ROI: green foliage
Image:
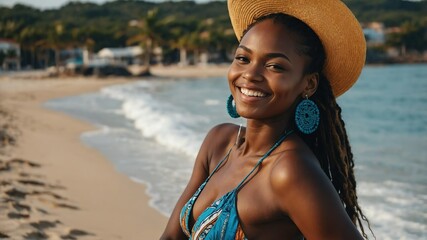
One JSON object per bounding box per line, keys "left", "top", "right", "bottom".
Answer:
{"left": 344, "top": 0, "right": 427, "bottom": 26}
{"left": 0, "top": 0, "right": 425, "bottom": 67}
{"left": 386, "top": 18, "right": 427, "bottom": 52}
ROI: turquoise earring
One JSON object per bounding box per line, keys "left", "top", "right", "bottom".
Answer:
{"left": 295, "top": 95, "right": 319, "bottom": 134}
{"left": 227, "top": 94, "right": 240, "bottom": 118}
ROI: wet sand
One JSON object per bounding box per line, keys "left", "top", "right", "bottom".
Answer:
{"left": 0, "top": 65, "right": 229, "bottom": 239}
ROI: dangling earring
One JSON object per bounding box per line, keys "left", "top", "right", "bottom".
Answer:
{"left": 227, "top": 94, "right": 240, "bottom": 118}
{"left": 295, "top": 95, "right": 319, "bottom": 134}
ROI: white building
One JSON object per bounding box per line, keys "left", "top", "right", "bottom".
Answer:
{"left": 0, "top": 39, "right": 21, "bottom": 70}
{"left": 97, "top": 46, "right": 143, "bottom": 66}
{"left": 96, "top": 45, "right": 162, "bottom": 66}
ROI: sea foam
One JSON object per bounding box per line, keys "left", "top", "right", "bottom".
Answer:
{"left": 101, "top": 82, "right": 204, "bottom": 159}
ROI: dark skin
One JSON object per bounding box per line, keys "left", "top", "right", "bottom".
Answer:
{"left": 161, "top": 19, "right": 363, "bottom": 240}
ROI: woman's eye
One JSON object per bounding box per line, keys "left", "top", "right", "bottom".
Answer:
{"left": 266, "top": 64, "right": 285, "bottom": 71}
{"left": 235, "top": 56, "right": 249, "bottom": 63}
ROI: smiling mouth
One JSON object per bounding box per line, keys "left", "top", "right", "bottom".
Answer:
{"left": 239, "top": 87, "right": 269, "bottom": 98}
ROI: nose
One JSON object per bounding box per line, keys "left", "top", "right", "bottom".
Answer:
{"left": 242, "top": 63, "right": 264, "bottom": 82}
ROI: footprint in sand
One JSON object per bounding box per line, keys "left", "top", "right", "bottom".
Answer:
{"left": 0, "top": 158, "right": 94, "bottom": 239}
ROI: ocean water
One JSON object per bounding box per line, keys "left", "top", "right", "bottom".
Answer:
{"left": 45, "top": 64, "right": 427, "bottom": 239}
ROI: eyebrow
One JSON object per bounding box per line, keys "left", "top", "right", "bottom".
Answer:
{"left": 238, "top": 45, "right": 292, "bottom": 63}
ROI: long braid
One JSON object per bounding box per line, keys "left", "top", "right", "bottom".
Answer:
{"left": 311, "top": 76, "right": 374, "bottom": 239}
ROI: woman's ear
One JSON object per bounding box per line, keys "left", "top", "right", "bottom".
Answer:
{"left": 303, "top": 73, "right": 319, "bottom": 97}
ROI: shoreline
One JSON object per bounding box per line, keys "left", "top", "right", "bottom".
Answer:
{"left": 0, "top": 77, "right": 169, "bottom": 239}
{"left": 0, "top": 65, "right": 230, "bottom": 238}
{"left": 0, "top": 64, "right": 231, "bottom": 80}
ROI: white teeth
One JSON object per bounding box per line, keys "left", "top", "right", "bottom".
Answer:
{"left": 240, "top": 88, "right": 267, "bottom": 97}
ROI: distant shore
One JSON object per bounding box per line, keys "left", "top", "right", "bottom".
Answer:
{"left": 3, "top": 61, "right": 426, "bottom": 81}
{"left": 0, "top": 64, "right": 230, "bottom": 80}
{"left": 0, "top": 64, "right": 232, "bottom": 239}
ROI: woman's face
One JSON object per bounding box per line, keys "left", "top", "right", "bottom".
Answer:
{"left": 228, "top": 18, "right": 311, "bottom": 121}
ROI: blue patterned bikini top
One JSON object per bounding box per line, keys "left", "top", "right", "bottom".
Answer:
{"left": 180, "top": 129, "right": 294, "bottom": 239}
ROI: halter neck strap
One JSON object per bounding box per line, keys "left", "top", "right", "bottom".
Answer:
{"left": 202, "top": 127, "right": 294, "bottom": 193}
{"left": 235, "top": 130, "right": 294, "bottom": 191}
{"left": 235, "top": 124, "right": 243, "bottom": 145}
{"left": 205, "top": 124, "right": 243, "bottom": 182}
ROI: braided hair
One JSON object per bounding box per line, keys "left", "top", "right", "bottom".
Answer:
{"left": 243, "top": 14, "right": 374, "bottom": 239}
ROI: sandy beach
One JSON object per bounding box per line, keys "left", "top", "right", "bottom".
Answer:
{"left": 0, "top": 65, "right": 228, "bottom": 239}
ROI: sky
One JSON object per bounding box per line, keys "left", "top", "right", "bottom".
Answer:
{"left": 0, "top": 0, "right": 215, "bottom": 9}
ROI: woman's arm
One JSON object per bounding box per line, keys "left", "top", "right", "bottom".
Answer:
{"left": 270, "top": 150, "right": 363, "bottom": 240}
{"left": 160, "top": 123, "right": 238, "bottom": 240}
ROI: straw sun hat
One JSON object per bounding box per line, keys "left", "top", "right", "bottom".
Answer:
{"left": 227, "top": 0, "right": 366, "bottom": 97}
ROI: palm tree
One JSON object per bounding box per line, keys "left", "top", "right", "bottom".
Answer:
{"left": 35, "top": 21, "right": 68, "bottom": 72}
{"left": 127, "top": 8, "right": 164, "bottom": 74}
{"left": 67, "top": 26, "right": 97, "bottom": 66}
{"left": 209, "top": 27, "right": 238, "bottom": 62}
{"left": 167, "top": 19, "right": 212, "bottom": 66}
{"left": 19, "top": 26, "right": 41, "bottom": 68}
{"left": 177, "top": 35, "right": 190, "bottom": 66}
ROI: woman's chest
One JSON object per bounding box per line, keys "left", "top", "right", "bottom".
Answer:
{"left": 193, "top": 170, "right": 283, "bottom": 221}
{"left": 190, "top": 164, "right": 302, "bottom": 239}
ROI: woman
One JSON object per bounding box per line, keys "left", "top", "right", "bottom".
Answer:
{"left": 161, "top": 0, "right": 372, "bottom": 239}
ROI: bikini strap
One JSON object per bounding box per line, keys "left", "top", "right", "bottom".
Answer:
{"left": 204, "top": 124, "right": 243, "bottom": 183}
{"left": 235, "top": 130, "right": 294, "bottom": 191}
{"left": 235, "top": 124, "right": 243, "bottom": 145}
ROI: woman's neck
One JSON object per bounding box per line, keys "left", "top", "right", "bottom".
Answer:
{"left": 239, "top": 116, "right": 292, "bottom": 157}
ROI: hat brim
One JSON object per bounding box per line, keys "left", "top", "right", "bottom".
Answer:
{"left": 228, "top": 0, "right": 366, "bottom": 97}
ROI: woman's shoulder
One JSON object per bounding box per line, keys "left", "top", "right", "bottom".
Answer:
{"left": 204, "top": 123, "right": 241, "bottom": 146}
{"left": 268, "top": 135, "right": 325, "bottom": 196}
{"left": 267, "top": 136, "right": 338, "bottom": 216}
{"left": 199, "top": 123, "right": 242, "bottom": 166}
